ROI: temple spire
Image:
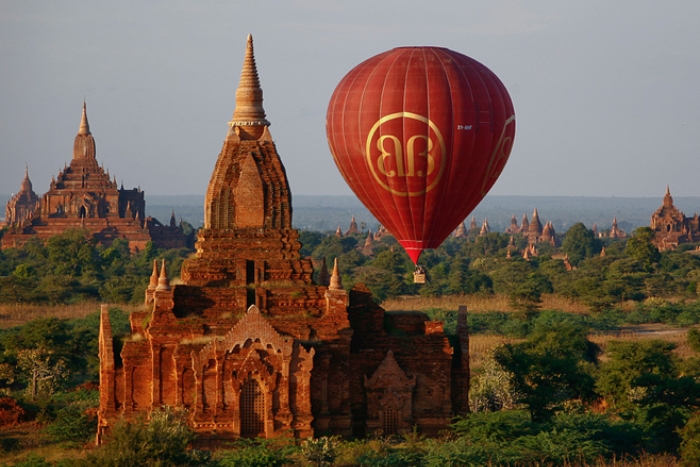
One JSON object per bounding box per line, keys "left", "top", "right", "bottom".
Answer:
{"left": 73, "top": 102, "right": 96, "bottom": 160}
{"left": 148, "top": 260, "right": 159, "bottom": 291}
{"left": 229, "top": 34, "right": 270, "bottom": 128}
{"left": 329, "top": 258, "right": 343, "bottom": 290}
{"left": 156, "top": 259, "right": 171, "bottom": 291}
{"left": 78, "top": 101, "right": 90, "bottom": 136}
{"left": 664, "top": 185, "right": 674, "bottom": 208}
{"left": 20, "top": 166, "right": 32, "bottom": 192}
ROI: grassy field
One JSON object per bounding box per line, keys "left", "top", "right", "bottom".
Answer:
{"left": 0, "top": 422, "right": 88, "bottom": 464}
{"left": 382, "top": 293, "right": 590, "bottom": 314}
{"left": 0, "top": 303, "right": 140, "bottom": 329}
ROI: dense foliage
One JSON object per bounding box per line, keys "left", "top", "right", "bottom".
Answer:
{"left": 301, "top": 226, "right": 700, "bottom": 311}
{"left": 0, "top": 229, "right": 191, "bottom": 305}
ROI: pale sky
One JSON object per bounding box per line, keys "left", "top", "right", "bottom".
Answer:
{"left": 1, "top": 1, "right": 699, "bottom": 198}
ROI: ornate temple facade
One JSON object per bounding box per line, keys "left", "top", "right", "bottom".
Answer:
{"left": 97, "top": 36, "right": 469, "bottom": 444}
{"left": 650, "top": 186, "right": 700, "bottom": 250}
{"left": 2, "top": 104, "right": 191, "bottom": 251}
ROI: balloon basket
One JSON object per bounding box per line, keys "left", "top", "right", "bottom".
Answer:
{"left": 413, "top": 265, "right": 427, "bottom": 284}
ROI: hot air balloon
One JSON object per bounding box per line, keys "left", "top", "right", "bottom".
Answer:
{"left": 326, "top": 46, "right": 515, "bottom": 265}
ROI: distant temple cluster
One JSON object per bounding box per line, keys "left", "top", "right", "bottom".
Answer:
{"left": 451, "top": 209, "right": 558, "bottom": 247}
{"left": 331, "top": 216, "right": 393, "bottom": 257}
{"left": 3, "top": 104, "right": 192, "bottom": 251}
{"left": 333, "top": 187, "right": 700, "bottom": 256}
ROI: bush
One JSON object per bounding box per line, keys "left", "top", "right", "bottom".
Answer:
{"left": 46, "top": 403, "right": 97, "bottom": 446}
{"left": 217, "top": 438, "right": 296, "bottom": 467}
{"left": 3, "top": 454, "right": 52, "bottom": 467}
{"left": 78, "top": 407, "right": 213, "bottom": 467}
{"left": 300, "top": 436, "right": 340, "bottom": 467}
{"left": 681, "top": 411, "right": 700, "bottom": 466}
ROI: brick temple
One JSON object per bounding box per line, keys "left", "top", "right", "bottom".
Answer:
{"left": 650, "top": 186, "right": 700, "bottom": 250}
{"left": 97, "top": 35, "right": 469, "bottom": 444}
{"left": 2, "top": 104, "right": 191, "bottom": 251}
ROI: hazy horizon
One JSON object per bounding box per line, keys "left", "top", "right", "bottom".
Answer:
{"left": 4, "top": 192, "right": 697, "bottom": 234}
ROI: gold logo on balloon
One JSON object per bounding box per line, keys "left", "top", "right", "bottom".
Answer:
{"left": 366, "top": 112, "right": 446, "bottom": 196}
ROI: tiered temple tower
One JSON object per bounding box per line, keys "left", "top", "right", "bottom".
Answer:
{"left": 98, "top": 35, "right": 465, "bottom": 445}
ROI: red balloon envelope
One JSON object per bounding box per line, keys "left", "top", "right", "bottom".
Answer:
{"left": 326, "top": 46, "right": 515, "bottom": 263}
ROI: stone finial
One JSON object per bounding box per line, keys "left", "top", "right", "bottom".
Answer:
{"left": 600, "top": 246, "right": 606, "bottom": 257}
{"left": 335, "top": 226, "right": 343, "bottom": 238}
{"left": 663, "top": 185, "right": 674, "bottom": 208}
{"left": 329, "top": 258, "right": 343, "bottom": 290}
{"left": 318, "top": 257, "right": 330, "bottom": 286}
{"left": 229, "top": 34, "right": 270, "bottom": 128}
{"left": 170, "top": 210, "right": 176, "bottom": 227}
{"left": 148, "top": 259, "right": 159, "bottom": 291}
{"left": 78, "top": 101, "right": 91, "bottom": 136}
{"left": 156, "top": 259, "right": 171, "bottom": 291}
{"left": 20, "top": 166, "right": 32, "bottom": 192}
{"left": 73, "top": 102, "right": 96, "bottom": 160}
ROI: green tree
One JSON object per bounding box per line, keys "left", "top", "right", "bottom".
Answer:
{"left": 46, "top": 229, "right": 101, "bottom": 277}
{"left": 490, "top": 260, "right": 553, "bottom": 312}
{"left": 494, "top": 320, "right": 598, "bottom": 422}
{"left": 625, "top": 227, "right": 661, "bottom": 270}
{"left": 681, "top": 411, "right": 700, "bottom": 466}
{"left": 597, "top": 340, "right": 700, "bottom": 453}
{"left": 1, "top": 318, "right": 74, "bottom": 398}
{"left": 562, "top": 223, "right": 599, "bottom": 266}
{"left": 689, "top": 328, "right": 700, "bottom": 353}
{"left": 446, "top": 257, "right": 492, "bottom": 295}
{"left": 299, "top": 230, "right": 324, "bottom": 257}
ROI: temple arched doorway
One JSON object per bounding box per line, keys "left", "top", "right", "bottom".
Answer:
{"left": 240, "top": 377, "right": 265, "bottom": 438}
{"left": 382, "top": 407, "right": 398, "bottom": 436}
